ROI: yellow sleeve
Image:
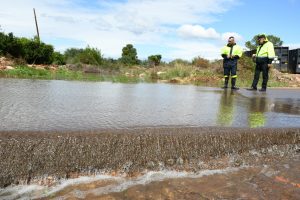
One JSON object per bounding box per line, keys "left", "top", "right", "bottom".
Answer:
{"left": 236, "top": 45, "right": 243, "bottom": 57}
{"left": 267, "top": 42, "right": 275, "bottom": 58}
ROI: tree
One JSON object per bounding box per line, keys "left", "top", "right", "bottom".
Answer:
{"left": 148, "top": 54, "right": 162, "bottom": 66}
{"left": 121, "top": 44, "right": 139, "bottom": 66}
{"left": 245, "top": 34, "right": 283, "bottom": 50}
{"left": 0, "top": 32, "right": 23, "bottom": 57}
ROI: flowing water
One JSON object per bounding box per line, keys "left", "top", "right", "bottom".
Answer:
{"left": 0, "top": 78, "right": 300, "bottom": 199}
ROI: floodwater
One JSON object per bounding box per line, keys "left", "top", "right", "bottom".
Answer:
{"left": 0, "top": 78, "right": 300, "bottom": 199}
{"left": 0, "top": 78, "right": 300, "bottom": 131}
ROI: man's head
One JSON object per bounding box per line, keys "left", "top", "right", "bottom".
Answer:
{"left": 257, "top": 34, "right": 267, "bottom": 44}
{"left": 227, "top": 36, "right": 235, "bottom": 46}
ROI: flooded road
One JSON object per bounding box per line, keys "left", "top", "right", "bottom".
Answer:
{"left": 0, "top": 78, "right": 300, "bottom": 130}
{"left": 0, "top": 78, "right": 300, "bottom": 199}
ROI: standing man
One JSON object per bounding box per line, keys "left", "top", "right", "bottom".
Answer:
{"left": 247, "top": 34, "right": 275, "bottom": 92}
{"left": 221, "top": 36, "right": 243, "bottom": 90}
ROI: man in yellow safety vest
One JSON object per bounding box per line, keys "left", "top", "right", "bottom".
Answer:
{"left": 247, "top": 34, "right": 275, "bottom": 92}
{"left": 221, "top": 36, "right": 243, "bottom": 90}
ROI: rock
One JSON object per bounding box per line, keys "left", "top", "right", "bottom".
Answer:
{"left": 35, "top": 66, "right": 45, "bottom": 70}
{"left": 176, "top": 157, "right": 184, "bottom": 165}
{"left": 166, "top": 159, "right": 175, "bottom": 166}
{"left": 49, "top": 66, "right": 56, "bottom": 71}
{"left": 169, "top": 78, "right": 181, "bottom": 83}
{"left": 5, "top": 66, "right": 14, "bottom": 70}
{"left": 122, "top": 161, "right": 133, "bottom": 172}
{"left": 157, "top": 71, "right": 166, "bottom": 75}
{"left": 147, "top": 161, "right": 156, "bottom": 168}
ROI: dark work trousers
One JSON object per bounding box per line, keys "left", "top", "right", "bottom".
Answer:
{"left": 223, "top": 59, "right": 237, "bottom": 87}
{"left": 251, "top": 58, "right": 269, "bottom": 89}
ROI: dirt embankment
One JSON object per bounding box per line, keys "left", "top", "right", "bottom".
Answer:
{"left": 0, "top": 127, "right": 299, "bottom": 188}
{"left": 271, "top": 68, "right": 300, "bottom": 87}
{"left": 0, "top": 57, "right": 14, "bottom": 70}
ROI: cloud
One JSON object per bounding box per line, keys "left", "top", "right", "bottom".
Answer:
{"left": 0, "top": 0, "right": 241, "bottom": 59}
{"left": 286, "top": 43, "right": 300, "bottom": 50}
{"left": 177, "top": 25, "right": 220, "bottom": 39}
{"left": 166, "top": 41, "right": 222, "bottom": 60}
{"left": 221, "top": 32, "right": 243, "bottom": 42}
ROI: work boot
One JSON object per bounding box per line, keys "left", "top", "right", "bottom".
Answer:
{"left": 259, "top": 88, "right": 266, "bottom": 92}
{"left": 222, "top": 77, "right": 229, "bottom": 89}
{"left": 231, "top": 78, "right": 238, "bottom": 90}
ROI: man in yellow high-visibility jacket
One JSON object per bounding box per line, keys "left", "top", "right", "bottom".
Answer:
{"left": 221, "top": 36, "right": 243, "bottom": 90}
{"left": 247, "top": 34, "right": 275, "bottom": 92}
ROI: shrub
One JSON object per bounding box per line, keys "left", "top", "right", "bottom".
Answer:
{"left": 21, "top": 38, "right": 54, "bottom": 64}
{"left": 0, "top": 32, "right": 23, "bottom": 57}
{"left": 52, "top": 51, "right": 66, "bottom": 65}
{"left": 168, "top": 59, "right": 191, "bottom": 66}
{"left": 148, "top": 55, "right": 162, "bottom": 67}
{"left": 192, "top": 56, "right": 210, "bottom": 68}
{"left": 64, "top": 46, "right": 103, "bottom": 66}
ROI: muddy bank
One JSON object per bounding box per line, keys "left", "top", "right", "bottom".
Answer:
{"left": 0, "top": 127, "right": 299, "bottom": 187}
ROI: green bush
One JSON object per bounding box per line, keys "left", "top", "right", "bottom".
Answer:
{"left": 52, "top": 51, "right": 66, "bottom": 65}
{"left": 0, "top": 32, "right": 55, "bottom": 64}
{"left": 159, "top": 65, "right": 193, "bottom": 79}
{"left": 0, "top": 32, "right": 23, "bottom": 57}
{"left": 120, "top": 44, "right": 139, "bottom": 66}
{"left": 238, "top": 55, "right": 255, "bottom": 71}
{"left": 64, "top": 46, "right": 103, "bottom": 66}
{"left": 148, "top": 55, "right": 162, "bottom": 66}
{"left": 21, "top": 38, "right": 54, "bottom": 64}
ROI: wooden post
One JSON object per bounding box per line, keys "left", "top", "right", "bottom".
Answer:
{"left": 33, "top": 8, "right": 40, "bottom": 42}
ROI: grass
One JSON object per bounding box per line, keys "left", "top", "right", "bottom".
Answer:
{"left": 111, "top": 74, "right": 140, "bottom": 83}
{"left": 0, "top": 63, "right": 294, "bottom": 88}
{"left": 0, "top": 65, "right": 52, "bottom": 79}
{"left": 0, "top": 65, "right": 105, "bottom": 81}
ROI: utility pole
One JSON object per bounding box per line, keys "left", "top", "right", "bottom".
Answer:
{"left": 33, "top": 8, "right": 40, "bottom": 42}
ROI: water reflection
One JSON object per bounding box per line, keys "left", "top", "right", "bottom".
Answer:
{"left": 217, "top": 90, "right": 235, "bottom": 126}
{"left": 272, "top": 99, "right": 300, "bottom": 115}
{"left": 248, "top": 97, "right": 268, "bottom": 128}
